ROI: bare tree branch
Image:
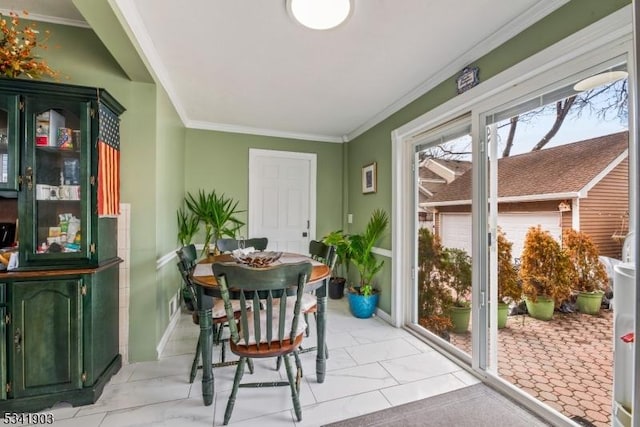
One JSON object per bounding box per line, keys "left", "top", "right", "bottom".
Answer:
{"left": 502, "top": 116, "right": 518, "bottom": 157}
{"left": 531, "top": 95, "right": 576, "bottom": 151}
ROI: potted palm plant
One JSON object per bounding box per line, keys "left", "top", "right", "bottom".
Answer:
{"left": 346, "top": 209, "right": 389, "bottom": 318}
{"left": 496, "top": 228, "right": 520, "bottom": 328}
{"left": 177, "top": 207, "right": 200, "bottom": 246}
{"left": 519, "top": 225, "right": 573, "bottom": 320}
{"left": 563, "top": 229, "right": 608, "bottom": 315}
{"left": 440, "top": 247, "right": 472, "bottom": 333}
{"left": 184, "top": 189, "right": 245, "bottom": 255}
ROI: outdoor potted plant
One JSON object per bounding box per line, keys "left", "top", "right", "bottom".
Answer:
{"left": 519, "top": 225, "right": 573, "bottom": 321}
{"left": 346, "top": 209, "right": 389, "bottom": 318}
{"left": 184, "top": 189, "right": 245, "bottom": 255}
{"left": 417, "top": 228, "right": 453, "bottom": 339}
{"left": 563, "top": 229, "right": 608, "bottom": 315}
{"left": 440, "top": 247, "right": 472, "bottom": 333}
{"left": 496, "top": 228, "right": 521, "bottom": 328}
{"left": 322, "top": 230, "right": 351, "bottom": 299}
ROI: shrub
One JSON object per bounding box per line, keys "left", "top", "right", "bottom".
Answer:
{"left": 497, "top": 228, "right": 520, "bottom": 303}
{"left": 519, "top": 225, "right": 572, "bottom": 304}
{"left": 562, "top": 229, "right": 608, "bottom": 293}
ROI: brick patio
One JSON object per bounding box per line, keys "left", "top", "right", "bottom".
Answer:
{"left": 450, "top": 308, "right": 613, "bottom": 427}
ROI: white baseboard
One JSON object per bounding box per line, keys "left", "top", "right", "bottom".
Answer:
{"left": 156, "top": 307, "right": 181, "bottom": 358}
{"left": 374, "top": 306, "right": 393, "bottom": 324}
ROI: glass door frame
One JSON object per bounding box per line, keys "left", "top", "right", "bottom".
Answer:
{"left": 392, "top": 11, "right": 635, "bottom": 425}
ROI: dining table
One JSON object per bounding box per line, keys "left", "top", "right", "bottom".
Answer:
{"left": 190, "top": 252, "right": 331, "bottom": 406}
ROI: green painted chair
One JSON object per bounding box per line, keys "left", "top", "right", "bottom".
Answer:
{"left": 303, "top": 240, "right": 336, "bottom": 337}
{"left": 216, "top": 237, "right": 268, "bottom": 253}
{"left": 213, "top": 260, "right": 312, "bottom": 425}
{"left": 277, "top": 240, "right": 335, "bottom": 370}
{"left": 176, "top": 245, "right": 251, "bottom": 383}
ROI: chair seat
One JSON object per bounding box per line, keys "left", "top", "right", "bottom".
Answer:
{"left": 301, "top": 293, "right": 317, "bottom": 313}
{"left": 192, "top": 299, "right": 250, "bottom": 325}
{"left": 213, "top": 299, "right": 251, "bottom": 319}
{"left": 274, "top": 293, "right": 316, "bottom": 313}
{"left": 235, "top": 306, "right": 307, "bottom": 347}
{"left": 231, "top": 333, "right": 304, "bottom": 358}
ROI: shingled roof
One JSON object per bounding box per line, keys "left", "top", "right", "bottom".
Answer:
{"left": 426, "top": 131, "right": 628, "bottom": 205}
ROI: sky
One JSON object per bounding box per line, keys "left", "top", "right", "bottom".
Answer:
{"left": 423, "top": 79, "right": 628, "bottom": 160}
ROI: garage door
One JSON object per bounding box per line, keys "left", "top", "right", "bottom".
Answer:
{"left": 440, "top": 214, "right": 472, "bottom": 255}
{"left": 439, "top": 212, "right": 562, "bottom": 260}
{"left": 499, "top": 212, "right": 562, "bottom": 260}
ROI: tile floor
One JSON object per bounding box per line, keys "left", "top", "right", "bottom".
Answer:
{"left": 39, "top": 298, "right": 481, "bottom": 426}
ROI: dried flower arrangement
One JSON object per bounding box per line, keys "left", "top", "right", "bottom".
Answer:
{"left": 0, "top": 11, "right": 57, "bottom": 79}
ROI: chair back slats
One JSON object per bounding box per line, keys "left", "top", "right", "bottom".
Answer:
{"left": 217, "top": 237, "right": 268, "bottom": 253}
{"left": 177, "top": 244, "right": 198, "bottom": 270}
{"left": 213, "top": 261, "right": 312, "bottom": 353}
{"left": 309, "top": 240, "right": 337, "bottom": 271}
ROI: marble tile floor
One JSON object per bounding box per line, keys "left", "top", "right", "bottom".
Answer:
{"left": 34, "top": 298, "right": 481, "bottom": 426}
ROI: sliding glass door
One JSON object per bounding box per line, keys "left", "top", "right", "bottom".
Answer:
{"left": 480, "top": 60, "right": 629, "bottom": 427}
{"left": 413, "top": 117, "right": 474, "bottom": 359}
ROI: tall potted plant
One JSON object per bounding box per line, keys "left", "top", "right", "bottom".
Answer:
{"left": 177, "top": 207, "right": 200, "bottom": 246}
{"left": 417, "top": 228, "right": 453, "bottom": 339}
{"left": 563, "top": 229, "right": 608, "bottom": 315}
{"left": 496, "top": 228, "right": 521, "bottom": 328}
{"left": 322, "top": 230, "right": 350, "bottom": 299}
{"left": 440, "top": 248, "right": 472, "bottom": 333}
{"left": 519, "top": 225, "right": 573, "bottom": 321}
{"left": 184, "top": 189, "right": 245, "bottom": 255}
{"left": 346, "top": 209, "right": 389, "bottom": 318}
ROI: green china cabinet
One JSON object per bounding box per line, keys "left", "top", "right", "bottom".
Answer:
{"left": 0, "top": 79, "right": 124, "bottom": 413}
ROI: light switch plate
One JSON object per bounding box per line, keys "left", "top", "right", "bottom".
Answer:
{"left": 347, "top": 214, "right": 353, "bottom": 224}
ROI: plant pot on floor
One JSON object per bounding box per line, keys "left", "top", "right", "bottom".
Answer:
{"left": 497, "top": 302, "right": 509, "bottom": 329}
{"left": 576, "top": 291, "right": 604, "bottom": 315}
{"left": 449, "top": 305, "right": 471, "bottom": 333}
{"left": 525, "top": 296, "right": 555, "bottom": 321}
{"left": 329, "top": 277, "right": 346, "bottom": 299}
{"left": 347, "top": 290, "right": 379, "bottom": 318}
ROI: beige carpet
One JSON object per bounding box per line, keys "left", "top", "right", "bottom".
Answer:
{"left": 323, "top": 383, "right": 551, "bottom": 427}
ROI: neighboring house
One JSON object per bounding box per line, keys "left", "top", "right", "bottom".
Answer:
{"left": 418, "top": 158, "right": 472, "bottom": 230}
{"left": 425, "top": 132, "right": 629, "bottom": 259}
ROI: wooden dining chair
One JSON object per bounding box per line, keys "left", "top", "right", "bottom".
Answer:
{"left": 176, "top": 250, "right": 251, "bottom": 383}
{"left": 213, "top": 261, "right": 312, "bottom": 425}
{"left": 217, "top": 237, "right": 268, "bottom": 253}
{"left": 177, "top": 244, "right": 199, "bottom": 311}
{"left": 277, "top": 240, "right": 335, "bottom": 369}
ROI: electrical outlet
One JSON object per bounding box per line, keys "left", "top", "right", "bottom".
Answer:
{"left": 347, "top": 213, "right": 353, "bottom": 224}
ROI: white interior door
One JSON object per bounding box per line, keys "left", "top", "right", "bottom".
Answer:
{"left": 248, "top": 149, "right": 316, "bottom": 253}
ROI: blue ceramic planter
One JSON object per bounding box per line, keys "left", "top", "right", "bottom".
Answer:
{"left": 347, "top": 291, "right": 379, "bottom": 318}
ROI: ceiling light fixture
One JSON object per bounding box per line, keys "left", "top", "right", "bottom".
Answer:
{"left": 287, "top": 0, "right": 353, "bottom": 30}
{"left": 573, "top": 70, "right": 628, "bottom": 92}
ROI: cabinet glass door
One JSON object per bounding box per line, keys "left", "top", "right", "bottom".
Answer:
{"left": 0, "top": 94, "right": 20, "bottom": 191}
{"left": 23, "top": 98, "right": 91, "bottom": 265}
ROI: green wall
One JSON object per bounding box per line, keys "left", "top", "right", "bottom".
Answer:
{"left": 19, "top": 0, "right": 629, "bottom": 358}
{"left": 22, "top": 6, "right": 186, "bottom": 361}
{"left": 184, "top": 129, "right": 344, "bottom": 240}
{"left": 346, "top": 0, "right": 630, "bottom": 314}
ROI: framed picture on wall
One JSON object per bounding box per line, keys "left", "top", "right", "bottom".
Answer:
{"left": 362, "top": 162, "right": 377, "bottom": 194}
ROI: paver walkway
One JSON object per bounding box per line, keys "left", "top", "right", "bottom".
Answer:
{"left": 450, "top": 309, "right": 613, "bottom": 427}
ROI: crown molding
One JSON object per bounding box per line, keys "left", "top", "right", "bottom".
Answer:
{"left": 0, "top": 9, "right": 90, "bottom": 28}
{"left": 345, "top": 0, "right": 570, "bottom": 141}
{"left": 111, "top": 0, "right": 190, "bottom": 125}
{"left": 187, "top": 120, "right": 344, "bottom": 143}
{"left": 111, "top": 0, "right": 569, "bottom": 144}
